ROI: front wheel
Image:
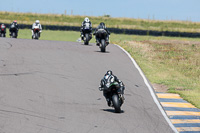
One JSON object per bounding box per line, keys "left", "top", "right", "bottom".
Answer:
{"left": 100, "top": 39, "right": 106, "bottom": 52}
{"left": 112, "top": 94, "right": 121, "bottom": 113}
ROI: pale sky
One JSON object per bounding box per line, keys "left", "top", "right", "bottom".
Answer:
{"left": 0, "top": 0, "right": 200, "bottom": 22}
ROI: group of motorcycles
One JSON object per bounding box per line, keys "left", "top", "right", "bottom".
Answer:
{"left": 81, "top": 21, "right": 124, "bottom": 113}
{"left": 81, "top": 24, "right": 109, "bottom": 52}
{"left": 1, "top": 22, "right": 123, "bottom": 113}
{"left": 0, "top": 24, "right": 41, "bottom": 40}
{"left": 0, "top": 23, "right": 19, "bottom": 38}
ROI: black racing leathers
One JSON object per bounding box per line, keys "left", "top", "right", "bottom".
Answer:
{"left": 94, "top": 26, "right": 110, "bottom": 45}
{"left": 9, "top": 22, "right": 19, "bottom": 36}
{"left": 99, "top": 74, "right": 125, "bottom": 106}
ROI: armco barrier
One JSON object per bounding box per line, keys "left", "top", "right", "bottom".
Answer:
{"left": 1, "top": 23, "right": 200, "bottom": 38}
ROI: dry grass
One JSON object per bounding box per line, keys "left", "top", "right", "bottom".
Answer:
{"left": 116, "top": 38, "right": 200, "bottom": 108}
{"left": 1, "top": 11, "right": 200, "bottom": 32}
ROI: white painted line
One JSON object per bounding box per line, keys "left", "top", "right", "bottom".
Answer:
{"left": 115, "top": 44, "right": 178, "bottom": 133}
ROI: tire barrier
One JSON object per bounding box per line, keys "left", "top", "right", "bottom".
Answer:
{"left": 1, "top": 23, "right": 200, "bottom": 38}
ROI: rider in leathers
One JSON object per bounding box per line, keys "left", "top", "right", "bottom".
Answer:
{"left": 0, "top": 24, "right": 6, "bottom": 36}
{"left": 32, "top": 20, "right": 42, "bottom": 39}
{"left": 99, "top": 70, "right": 125, "bottom": 106}
{"left": 93, "top": 22, "right": 110, "bottom": 46}
{"left": 9, "top": 20, "right": 19, "bottom": 36}
{"left": 80, "top": 17, "right": 92, "bottom": 40}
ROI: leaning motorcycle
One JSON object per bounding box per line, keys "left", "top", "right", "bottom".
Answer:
{"left": 96, "top": 29, "right": 109, "bottom": 52}
{"left": 32, "top": 26, "right": 40, "bottom": 40}
{"left": 82, "top": 23, "right": 92, "bottom": 45}
{"left": 103, "top": 77, "right": 124, "bottom": 113}
{"left": 0, "top": 25, "right": 6, "bottom": 37}
{"left": 10, "top": 25, "right": 18, "bottom": 38}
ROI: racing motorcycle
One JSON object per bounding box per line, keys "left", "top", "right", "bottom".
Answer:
{"left": 102, "top": 76, "right": 124, "bottom": 113}
{"left": 9, "top": 25, "right": 18, "bottom": 38}
{"left": 95, "top": 29, "right": 109, "bottom": 52}
{"left": 32, "top": 26, "right": 40, "bottom": 40}
{"left": 82, "top": 23, "right": 92, "bottom": 45}
{"left": 0, "top": 24, "right": 6, "bottom": 37}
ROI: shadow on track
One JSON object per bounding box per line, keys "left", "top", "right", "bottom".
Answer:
{"left": 81, "top": 43, "right": 93, "bottom": 46}
{"left": 101, "top": 109, "right": 125, "bottom": 114}
{"left": 94, "top": 51, "right": 110, "bottom": 54}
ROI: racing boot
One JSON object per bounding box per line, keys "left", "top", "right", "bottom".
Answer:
{"left": 96, "top": 39, "right": 100, "bottom": 46}
{"left": 106, "top": 98, "right": 112, "bottom": 107}
{"left": 106, "top": 37, "right": 109, "bottom": 45}
{"left": 81, "top": 33, "right": 84, "bottom": 40}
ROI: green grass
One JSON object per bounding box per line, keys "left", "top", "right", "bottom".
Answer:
{"left": 12, "top": 29, "right": 95, "bottom": 42}
{"left": 6, "top": 29, "right": 98, "bottom": 43}
{"left": 1, "top": 11, "right": 200, "bottom": 33}
{"left": 5, "top": 29, "right": 200, "bottom": 108}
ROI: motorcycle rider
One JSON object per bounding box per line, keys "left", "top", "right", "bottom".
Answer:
{"left": 80, "top": 17, "right": 92, "bottom": 40}
{"left": 0, "top": 24, "right": 6, "bottom": 37}
{"left": 99, "top": 70, "right": 125, "bottom": 106}
{"left": 9, "top": 20, "right": 19, "bottom": 37}
{"left": 32, "top": 20, "right": 42, "bottom": 39}
{"left": 93, "top": 22, "right": 110, "bottom": 46}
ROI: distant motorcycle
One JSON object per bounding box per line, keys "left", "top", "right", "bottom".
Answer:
{"left": 95, "top": 29, "right": 109, "bottom": 52}
{"left": 32, "top": 26, "right": 40, "bottom": 40}
{"left": 82, "top": 23, "right": 92, "bottom": 45}
{"left": 103, "top": 76, "right": 124, "bottom": 113}
{"left": 10, "top": 25, "right": 18, "bottom": 38}
{"left": 0, "top": 24, "right": 6, "bottom": 37}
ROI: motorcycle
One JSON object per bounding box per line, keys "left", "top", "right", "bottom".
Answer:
{"left": 10, "top": 25, "right": 18, "bottom": 38}
{"left": 96, "top": 29, "right": 109, "bottom": 52}
{"left": 103, "top": 77, "right": 124, "bottom": 113}
{"left": 32, "top": 26, "right": 40, "bottom": 40}
{"left": 82, "top": 23, "right": 92, "bottom": 45}
{"left": 0, "top": 24, "right": 6, "bottom": 37}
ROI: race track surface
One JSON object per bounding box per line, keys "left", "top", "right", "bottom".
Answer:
{"left": 0, "top": 38, "right": 175, "bottom": 133}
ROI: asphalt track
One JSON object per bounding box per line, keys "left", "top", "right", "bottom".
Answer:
{"left": 0, "top": 38, "right": 175, "bottom": 133}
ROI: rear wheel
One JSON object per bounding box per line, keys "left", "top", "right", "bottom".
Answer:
{"left": 112, "top": 94, "right": 121, "bottom": 113}
{"left": 11, "top": 32, "right": 15, "bottom": 38}
{"left": 35, "top": 32, "right": 39, "bottom": 40}
{"left": 84, "top": 33, "right": 89, "bottom": 45}
{"left": 100, "top": 39, "right": 106, "bottom": 52}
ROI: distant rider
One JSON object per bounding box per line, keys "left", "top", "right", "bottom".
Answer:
{"left": 99, "top": 70, "right": 125, "bottom": 106}
{"left": 32, "top": 20, "right": 42, "bottom": 39}
{"left": 0, "top": 24, "right": 6, "bottom": 36}
{"left": 93, "top": 22, "right": 110, "bottom": 46}
{"left": 80, "top": 17, "right": 92, "bottom": 40}
{"left": 9, "top": 20, "right": 19, "bottom": 36}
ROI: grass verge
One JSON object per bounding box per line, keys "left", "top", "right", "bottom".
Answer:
{"left": 1, "top": 11, "right": 200, "bottom": 33}
{"left": 4, "top": 29, "right": 200, "bottom": 108}
{"left": 112, "top": 36, "right": 200, "bottom": 108}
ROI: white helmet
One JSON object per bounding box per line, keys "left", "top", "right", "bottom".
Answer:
{"left": 35, "top": 20, "right": 40, "bottom": 24}
{"left": 84, "top": 17, "right": 90, "bottom": 23}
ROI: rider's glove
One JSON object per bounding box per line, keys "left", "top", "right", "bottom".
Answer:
{"left": 99, "top": 86, "right": 103, "bottom": 91}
